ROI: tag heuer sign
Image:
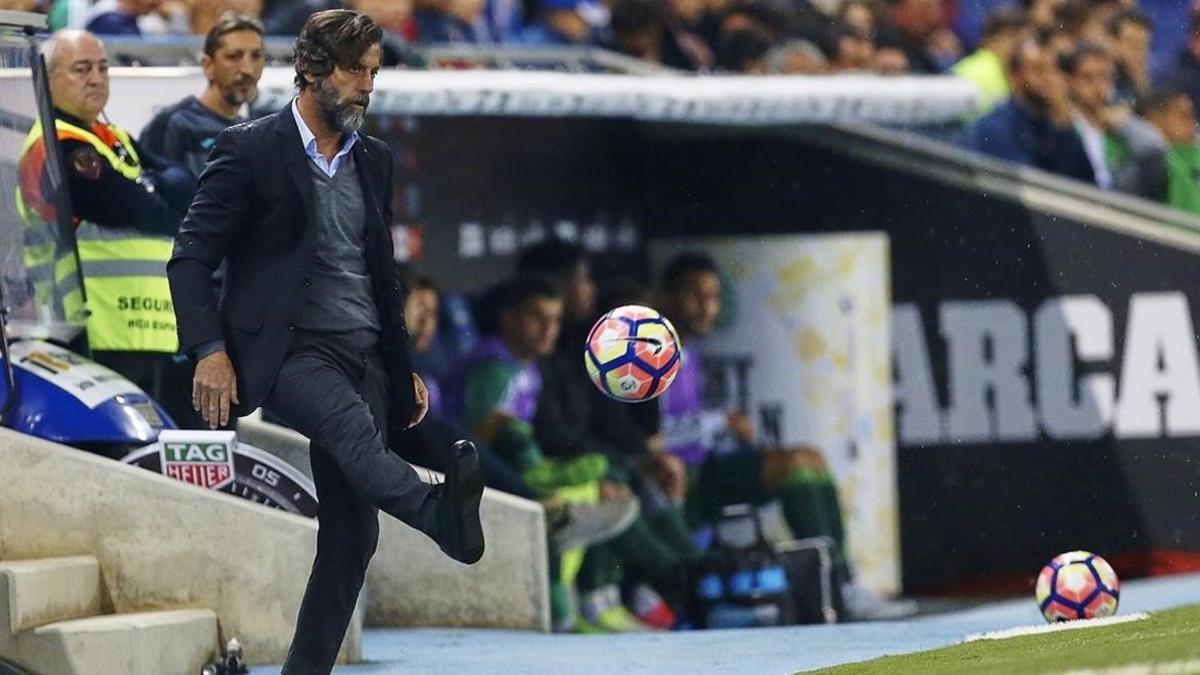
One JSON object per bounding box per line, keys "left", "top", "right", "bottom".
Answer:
{"left": 160, "top": 441, "right": 234, "bottom": 490}
{"left": 122, "top": 431, "right": 319, "bottom": 518}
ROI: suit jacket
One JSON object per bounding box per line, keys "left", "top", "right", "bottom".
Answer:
{"left": 167, "top": 105, "right": 417, "bottom": 433}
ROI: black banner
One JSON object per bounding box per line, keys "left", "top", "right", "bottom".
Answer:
{"left": 385, "top": 115, "right": 1200, "bottom": 594}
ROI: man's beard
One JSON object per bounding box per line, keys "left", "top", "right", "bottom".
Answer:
{"left": 314, "top": 77, "right": 369, "bottom": 133}
{"left": 221, "top": 78, "right": 256, "bottom": 110}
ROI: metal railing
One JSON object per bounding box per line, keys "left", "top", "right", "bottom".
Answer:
{"left": 97, "top": 34, "right": 678, "bottom": 74}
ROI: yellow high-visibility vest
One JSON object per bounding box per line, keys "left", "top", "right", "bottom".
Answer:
{"left": 16, "top": 118, "right": 178, "bottom": 353}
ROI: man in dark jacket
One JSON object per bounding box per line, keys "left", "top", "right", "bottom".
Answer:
{"left": 167, "top": 11, "right": 484, "bottom": 674}
{"left": 964, "top": 37, "right": 1095, "bottom": 183}
{"left": 139, "top": 12, "right": 265, "bottom": 181}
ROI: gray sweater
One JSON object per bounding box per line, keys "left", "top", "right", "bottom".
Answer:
{"left": 295, "top": 151, "right": 381, "bottom": 335}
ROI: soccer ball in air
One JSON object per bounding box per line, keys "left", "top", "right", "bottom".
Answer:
{"left": 584, "top": 305, "right": 682, "bottom": 402}
{"left": 1035, "top": 550, "right": 1120, "bottom": 623}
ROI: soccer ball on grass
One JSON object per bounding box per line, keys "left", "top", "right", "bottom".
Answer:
{"left": 1035, "top": 550, "right": 1120, "bottom": 623}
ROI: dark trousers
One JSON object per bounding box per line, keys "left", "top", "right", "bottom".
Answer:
{"left": 266, "top": 329, "right": 432, "bottom": 675}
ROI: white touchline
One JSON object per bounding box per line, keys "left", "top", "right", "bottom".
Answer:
{"left": 963, "top": 613, "right": 1150, "bottom": 642}
{"left": 1051, "top": 658, "right": 1200, "bottom": 675}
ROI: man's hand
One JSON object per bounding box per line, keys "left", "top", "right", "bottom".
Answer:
{"left": 409, "top": 373, "right": 429, "bottom": 428}
{"left": 193, "top": 350, "right": 238, "bottom": 429}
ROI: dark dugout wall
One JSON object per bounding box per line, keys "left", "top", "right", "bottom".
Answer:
{"left": 383, "top": 115, "right": 1200, "bottom": 594}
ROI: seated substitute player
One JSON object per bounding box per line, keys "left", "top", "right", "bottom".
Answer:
{"left": 517, "top": 241, "right": 701, "bottom": 629}
{"left": 656, "top": 251, "right": 917, "bottom": 621}
{"left": 400, "top": 271, "right": 640, "bottom": 556}
{"left": 445, "top": 275, "right": 649, "bottom": 631}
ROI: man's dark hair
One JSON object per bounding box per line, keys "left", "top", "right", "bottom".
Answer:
{"left": 515, "top": 238, "right": 587, "bottom": 282}
{"left": 204, "top": 12, "right": 264, "bottom": 58}
{"left": 611, "top": 0, "right": 666, "bottom": 37}
{"left": 293, "top": 9, "right": 383, "bottom": 90}
{"left": 397, "top": 265, "right": 439, "bottom": 296}
{"left": 1107, "top": 8, "right": 1151, "bottom": 38}
{"left": 1009, "top": 31, "right": 1055, "bottom": 73}
{"left": 662, "top": 251, "right": 720, "bottom": 292}
{"left": 599, "top": 279, "right": 652, "bottom": 311}
{"left": 501, "top": 275, "right": 561, "bottom": 310}
{"left": 823, "top": 24, "right": 871, "bottom": 61}
{"left": 1059, "top": 41, "right": 1110, "bottom": 75}
{"left": 476, "top": 275, "right": 561, "bottom": 335}
{"left": 717, "top": 26, "right": 773, "bottom": 72}
{"left": 1053, "top": 0, "right": 1091, "bottom": 37}
{"left": 410, "top": 273, "right": 438, "bottom": 293}
{"left": 981, "top": 7, "right": 1028, "bottom": 41}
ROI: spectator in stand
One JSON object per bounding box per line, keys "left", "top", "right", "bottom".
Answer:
{"left": 1021, "top": 0, "right": 1062, "bottom": 30}
{"left": 964, "top": 38, "right": 1094, "bottom": 183}
{"left": 190, "top": 0, "right": 264, "bottom": 34}
{"left": 348, "top": 0, "right": 420, "bottom": 66}
{"left": 482, "top": 0, "right": 523, "bottom": 43}
{"left": 1142, "top": 89, "right": 1200, "bottom": 216}
{"left": 1108, "top": 8, "right": 1152, "bottom": 107}
{"left": 609, "top": 0, "right": 667, "bottom": 65}
{"left": 827, "top": 25, "right": 875, "bottom": 73}
{"left": 1054, "top": 0, "right": 1111, "bottom": 50}
{"left": 413, "top": 0, "right": 487, "bottom": 44}
{"left": 262, "top": 0, "right": 340, "bottom": 36}
{"left": 839, "top": 0, "right": 877, "bottom": 41}
{"left": 716, "top": 24, "right": 772, "bottom": 74}
{"left": 140, "top": 12, "right": 265, "bottom": 181}
{"left": 520, "top": 0, "right": 610, "bottom": 47}
{"left": 1063, "top": 42, "right": 1166, "bottom": 197}
{"left": 1159, "top": 15, "right": 1200, "bottom": 113}
{"left": 656, "top": 252, "right": 917, "bottom": 621}
{"left": 1039, "top": 23, "right": 1077, "bottom": 64}
{"left": 766, "top": 39, "right": 827, "bottom": 74}
{"left": 953, "top": 8, "right": 1030, "bottom": 115}
{"left": 660, "top": 0, "right": 715, "bottom": 71}
{"left": 877, "top": 0, "right": 956, "bottom": 73}
{"left": 86, "top": 0, "right": 189, "bottom": 36}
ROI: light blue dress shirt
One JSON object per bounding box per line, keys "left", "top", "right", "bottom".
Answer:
{"left": 291, "top": 98, "right": 359, "bottom": 177}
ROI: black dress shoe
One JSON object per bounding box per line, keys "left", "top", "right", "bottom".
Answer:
{"left": 435, "top": 439, "right": 486, "bottom": 564}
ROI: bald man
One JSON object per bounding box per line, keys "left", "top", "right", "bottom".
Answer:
{"left": 17, "top": 30, "right": 198, "bottom": 434}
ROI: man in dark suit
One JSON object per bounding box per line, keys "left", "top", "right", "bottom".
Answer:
{"left": 167, "top": 10, "right": 484, "bottom": 674}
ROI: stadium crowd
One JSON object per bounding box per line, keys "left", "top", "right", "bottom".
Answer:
{"left": 8, "top": 0, "right": 1200, "bottom": 218}
{"left": 12, "top": 0, "right": 1200, "bottom": 641}
{"left": 0, "top": 0, "right": 1183, "bottom": 76}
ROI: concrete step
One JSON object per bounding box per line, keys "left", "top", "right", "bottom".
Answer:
{"left": 0, "top": 556, "right": 102, "bottom": 645}
{"left": 16, "top": 609, "right": 218, "bottom": 675}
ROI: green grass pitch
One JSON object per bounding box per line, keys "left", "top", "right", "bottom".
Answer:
{"left": 812, "top": 604, "right": 1200, "bottom": 675}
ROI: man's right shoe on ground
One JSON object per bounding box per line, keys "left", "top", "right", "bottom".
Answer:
{"left": 432, "top": 439, "right": 486, "bottom": 564}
